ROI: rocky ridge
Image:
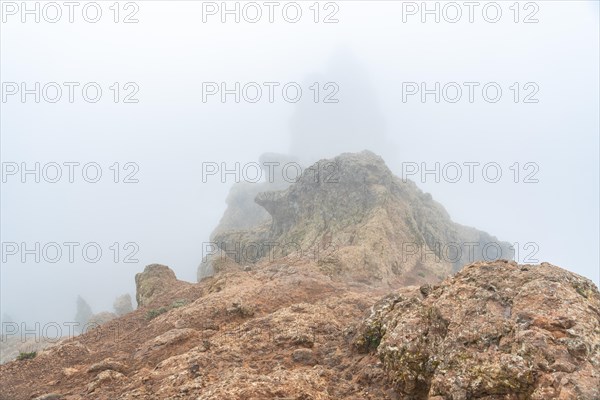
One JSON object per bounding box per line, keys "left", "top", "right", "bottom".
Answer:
{"left": 201, "top": 151, "right": 513, "bottom": 285}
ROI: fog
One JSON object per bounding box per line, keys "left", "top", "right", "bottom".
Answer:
{"left": 1, "top": 1, "right": 598, "bottom": 330}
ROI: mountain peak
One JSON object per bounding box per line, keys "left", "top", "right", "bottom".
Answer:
{"left": 203, "top": 151, "right": 513, "bottom": 285}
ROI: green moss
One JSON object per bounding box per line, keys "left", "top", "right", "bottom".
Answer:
{"left": 572, "top": 282, "right": 594, "bottom": 299}
{"left": 356, "top": 320, "right": 383, "bottom": 353}
{"left": 381, "top": 345, "right": 433, "bottom": 397}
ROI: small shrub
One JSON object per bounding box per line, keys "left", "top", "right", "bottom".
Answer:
{"left": 172, "top": 299, "right": 188, "bottom": 308}
{"left": 146, "top": 307, "right": 168, "bottom": 320}
{"left": 17, "top": 351, "right": 37, "bottom": 361}
{"left": 146, "top": 299, "right": 189, "bottom": 321}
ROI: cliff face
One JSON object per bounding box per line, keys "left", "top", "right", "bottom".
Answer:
{"left": 202, "top": 151, "right": 513, "bottom": 285}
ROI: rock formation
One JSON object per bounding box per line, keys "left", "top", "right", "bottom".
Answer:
{"left": 1, "top": 151, "right": 597, "bottom": 400}
{"left": 135, "top": 264, "right": 190, "bottom": 308}
{"left": 73, "top": 296, "right": 93, "bottom": 332}
{"left": 208, "top": 152, "right": 301, "bottom": 233}
{"left": 352, "top": 260, "right": 600, "bottom": 399}
{"left": 198, "top": 152, "right": 301, "bottom": 279}
{"left": 113, "top": 294, "right": 134, "bottom": 316}
{"left": 202, "top": 151, "right": 513, "bottom": 285}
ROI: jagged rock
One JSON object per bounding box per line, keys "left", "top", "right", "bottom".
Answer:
{"left": 210, "top": 151, "right": 513, "bottom": 285}
{"left": 353, "top": 260, "right": 600, "bottom": 399}
{"left": 74, "top": 295, "right": 93, "bottom": 329}
{"left": 213, "top": 182, "right": 272, "bottom": 232}
{"left": 215, "top": 152, "right": 302, "bottom": 233}
{"left": 0, "top": 334, "right": 65, "bottom": 365}
{"left": 135, "top": 264, "right": 178, "bottom": 307}
{"left": 197, "top": 153, "right": 301, "bottom": 280}
{"left": 113, "top": 294, "right": 134, "bottom": 315}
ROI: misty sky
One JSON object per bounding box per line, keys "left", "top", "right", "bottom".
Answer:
{"left": 1, "top": 1, "right": 599, "bottom": 328}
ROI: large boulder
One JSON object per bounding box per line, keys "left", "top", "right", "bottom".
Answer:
{"left": 135, "top": 264, "right": 178, "bottom": 308}
{"left": 353, "top": 260, "right": 600, "bottom": 399}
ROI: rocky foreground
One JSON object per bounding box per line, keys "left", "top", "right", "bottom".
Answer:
{"left": 1, "top": 260, "right": 599, "bottom": 399}
{"left": 1, "top": 152, "right": 598, "bottom": 399}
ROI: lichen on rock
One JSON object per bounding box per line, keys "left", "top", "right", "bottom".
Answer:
{"left": 353, "top": 260, "right": 600, "bottom": 399}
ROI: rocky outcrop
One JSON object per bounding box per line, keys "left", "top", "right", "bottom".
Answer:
{"left": 197, "top": 153, "right": 301, "bottom": 280}
{"left": 205, "top": 151, "right": 513, "bottom": 286}
{"left": 113, "top": 294, "right": 134, "bottom": 316}
{"left": 207, "top": 152, "right": 301, "bottom": 234}
{"left": 135, "top": 264, "right": 184, "bottom": 308}
{"left": 353, "top": 260, "right": 600, "bottom": 399}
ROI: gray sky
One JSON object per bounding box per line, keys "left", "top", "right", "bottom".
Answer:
{"left": 1, "top": 1, "right": 598, "bottom": 328}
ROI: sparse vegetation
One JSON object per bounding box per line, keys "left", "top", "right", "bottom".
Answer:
{"left": 145, "top": 299, "right": 190, "bottom": 320}
{"left": 146, "top": 307, "right": 169, "bottom": 320}
{"left": 573, "top": 282, "right": 591, "bottom": 299}
{"left": 16, "top": 351, "right": 37, "bottom": 361}
{"left": 172, "top": 299, "right": 188, "bottom": 308}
